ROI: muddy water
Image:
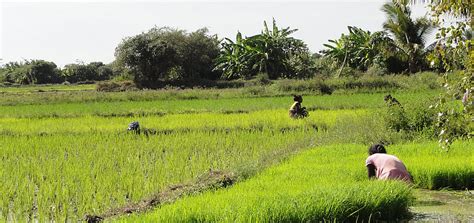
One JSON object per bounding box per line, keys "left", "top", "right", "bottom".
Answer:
{"left": 410, "top": 189, "right": 474, "bottom": 222}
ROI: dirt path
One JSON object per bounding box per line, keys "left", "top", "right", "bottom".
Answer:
{"left": 410, "top": 189, "right": 474, "bottom": 222}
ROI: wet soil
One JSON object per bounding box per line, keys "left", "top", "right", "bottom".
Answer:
{"left": 410, "top": 189, "right": 474, "bottom": 222}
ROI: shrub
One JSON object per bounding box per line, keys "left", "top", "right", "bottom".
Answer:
{"left": 96, "top": 81, "right": 137, "bottom": 92}
{"left": 366, "top": 64, "right": 389, "bottom": 76}
{"left": 272, "top": 79, "right": 333, "bottom": 95}
{"left": 384, "top": 99, "right": 437, "bottom": 137}
{"left": 115, "top": 27, "right": 220, "bottom": 88}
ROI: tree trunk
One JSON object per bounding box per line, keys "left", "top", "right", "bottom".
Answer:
{"left": 337, "top": 50, "right": 349, "bottom": 77}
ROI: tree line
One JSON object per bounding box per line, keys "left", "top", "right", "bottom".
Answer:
{"left": 0, "top": 60, "right": 114, "bottom": 85}
{"left": 0, "top": 0, "right": 470, "bottom": 87}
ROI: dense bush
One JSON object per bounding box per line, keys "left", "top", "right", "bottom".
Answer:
{"left": 384, "top": 99, "right": 437, "bottom": 136}
{"left": 96, "top": 80, "right": 137, "bottom": 92}
{"left": 272, "top": 78, "right": 333, "bottom": 95}
{"left": 115, "top": 27, "right": 220, "bottom": 88}
{"left": 0, "top": 60, "right": 62, "bottom": 84}
{"left": 62, "top": 62, "right": 113, "bottom": 83}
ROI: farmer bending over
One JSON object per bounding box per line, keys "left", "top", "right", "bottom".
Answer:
{"left": 289, "top": 95, "right": 308, "bottom": 118}
{"left": 365, "top": 144, "right": 412, "bottom": 183}
{"left": 384, "top": 94, "right": 403, "bottom": 108}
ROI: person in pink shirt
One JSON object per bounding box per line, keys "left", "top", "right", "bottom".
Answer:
{"left": 365, "top": 144, "right": 412, "bottom": 183}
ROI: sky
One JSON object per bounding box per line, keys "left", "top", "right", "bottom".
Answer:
{"left": 0, "top": 0, "right": 432, "bottom": 67}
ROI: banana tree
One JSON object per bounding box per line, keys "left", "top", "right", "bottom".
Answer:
{"left": 322, "top": 26, "right": 393, "bottom": 74}
{"left": 214, "top": 19, "right": 312, "bottom": 79}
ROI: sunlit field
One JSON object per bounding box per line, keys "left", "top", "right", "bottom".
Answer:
{"left": 2, "top": 0, "right": 471, "bottom": 221}
{"left": 0, "top": 85, "right": 471, "bottom": 221}
{"left": 120, "top": 142, "right": 472, "bottom": 222}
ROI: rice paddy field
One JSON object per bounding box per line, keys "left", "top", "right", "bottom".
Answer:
{"left": 0, "top": 84, "right": 472, "bottom": 222}
{"left": 120, "top": 142, "right": 472, "bottom": 222}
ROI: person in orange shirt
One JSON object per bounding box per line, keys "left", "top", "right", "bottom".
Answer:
{"left": 365, "top": 144, "right": 412, "bottom": 183}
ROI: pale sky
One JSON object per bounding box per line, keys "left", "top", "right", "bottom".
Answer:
{"left": 0, "top": 0, "right": 432, "bottom": 67}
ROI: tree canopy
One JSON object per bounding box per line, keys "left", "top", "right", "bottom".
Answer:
{"left": 114, "top": 27, "right": 220, "bottom": 88}
{"left": 0, "top": 60, "right": 62, "bottom": 84}
{"left": 214, "top": 19, "right": 315, "bottom": 80}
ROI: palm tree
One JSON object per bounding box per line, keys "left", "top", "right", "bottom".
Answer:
{"left": 382, "top": 0, "right": 435, "bottom": 73}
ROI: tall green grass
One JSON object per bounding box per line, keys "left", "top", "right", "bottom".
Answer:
{"left": 0, "top": 109, "right": 365, "bottom": 136}
{"left": 0, "top": 91, "right": 438, "bottom": 118}
{"left": 122, "top": 142, "right": 472, "bottom": 222}
{"left": 0, "top": 84, "right": 95, "bottom": 93}
{"left": 0, "top": 129, "right": 314, "bottom": 221}
{"left": 0, "top": 73, "right": 442, "bottom": 106}
{"left": 0, "top": 85, "right": 467, "bottom": 222}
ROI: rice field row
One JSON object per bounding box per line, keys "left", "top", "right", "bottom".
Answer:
{"left": 0, "top": 91, "right": 438, "bottom": 118}
{"left": 0, "top": 109, "right": 366, "bottom": 136}
{"left": 0, "top": 128, "right": 316, "bottom": 222}
{"left": 1, "top": 107, "right": 373, "bottom": 221}
{"left": 1, "top": 86, "right": 468, "bottom": 222}
{"left": 121, "top": 142, "right": 473, "bottom": 222}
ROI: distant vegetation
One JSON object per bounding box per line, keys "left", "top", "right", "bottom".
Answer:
{"left": 0, "top": 60, "right": 113, "bottom": 85}
{"left": 1, "top": 1, "right": 470, "bottom": 89}
{"left": 114, "top": 27, "right": 221, "bottom": 88}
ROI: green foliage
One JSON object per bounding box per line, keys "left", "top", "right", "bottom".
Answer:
{"left": 114, "top": 27, "right": 220, "bottom": 88}
{"left": 0, "top": 60, "right": 62, "bottom": 84}
{"left": 382, "top": 0, "right": 435, "bottom": 73}
{"left": 271, "top": 78, "right": 334, "bottom": 95}
{"left": 322, "top": 26, "right": 394, "bottom": 73}
{"left": 384, "top": 99, "right": 437, "bottom": 136}
{"left": 95, "top": 80, "right": 137, "bottom": 92}
{"left": 214, "top": 19, "right": 315, "bottom": 79}
{"left": 62, "top": 61, "right": 112, "bottom": 83}
{"left": 421, "top": 0, "right": 473, "bottom": 150}
{"left": 321, "top": 2, "right": 434, "bottom": 75}
{"left": 312, "top": 54, "right": 339, "bottom": 77}
{"left": 0, "top": 83, "right": 470, "bottom": 221}
{"left": 426, "top": 29, "right": 471, "bottom": 72}
{"left": 433, "top": 71, "right": 471, "bottom": 150}
{"left": 0, "top": 105, "right": 366, "bottom": 221}
{"left": 0, "top": 128, "right": 314, "bottom": 221}
{"left": 122, "top": 142, "right": 472, "bottom": 222}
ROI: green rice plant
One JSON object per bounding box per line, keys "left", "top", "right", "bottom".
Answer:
{"left": 0, "top": 75, "right": 441, "bottom": 106}
{"left": 119, "top": 144, "right": 410, "bottom": 222}
{"left": 0, "top": 91, "right": 438, "bottom": 118}
{"left": 0, "top": 109, "right": 366, "bottom": 136}
{"left": 393, "top": 142, "right": 474, "bottom": 189}
{"left": 0, "top": 86, "right": 467, "bottom": 222}
{"left": 121, "top": 141, "right": 472, "bottom": 222}
{"left": 0, "top": 128, "right": 315, "bottom": 221}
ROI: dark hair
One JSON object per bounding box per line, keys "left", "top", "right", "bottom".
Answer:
{"left": 368, "top": 144, "right": 387, "bottom": 155}
{"left": 293, "top": 95, "right": 303, "bottom": 102}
